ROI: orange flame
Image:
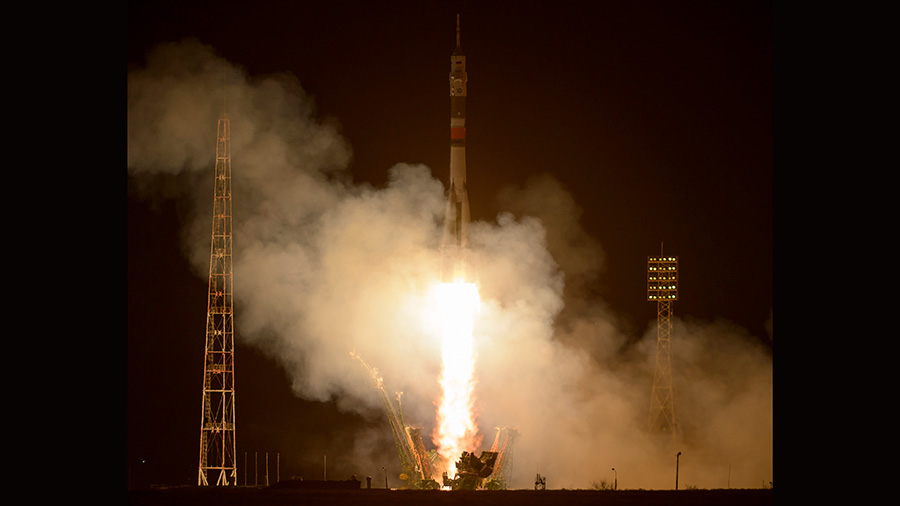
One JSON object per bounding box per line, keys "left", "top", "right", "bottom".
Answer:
{"left": 433, "top": 280, "right": 480, "bottom": 478}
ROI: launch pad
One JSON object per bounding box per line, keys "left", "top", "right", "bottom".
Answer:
{"left": 441, "top": 451, "right": 497, "bottom": 490}
{"left": 352, "top": 350, "right": 517, "bottom": 491}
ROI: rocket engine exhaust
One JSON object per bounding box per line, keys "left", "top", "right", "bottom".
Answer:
{"left": 433, "top": 280, "right": 480, "bottom": 479}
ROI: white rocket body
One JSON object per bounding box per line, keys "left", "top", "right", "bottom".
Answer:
{"left": 442, "top": 16, "right": 471, "bottom": 282}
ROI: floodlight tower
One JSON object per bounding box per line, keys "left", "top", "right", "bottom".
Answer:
{"left": 647, "top": 247, "right": 680, "bottom": 438}
{"left": 198, "top": 112, "right": 237, "bottom": 486}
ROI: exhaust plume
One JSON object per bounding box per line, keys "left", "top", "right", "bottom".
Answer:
{"left": 128, "top": 40, "right": 771, "bottom": 490}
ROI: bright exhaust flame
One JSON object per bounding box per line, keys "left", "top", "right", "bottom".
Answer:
{"left": 433, "top": 280, "right": 480, "bottom": 478}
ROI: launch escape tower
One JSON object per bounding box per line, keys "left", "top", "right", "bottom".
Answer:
{"left": 647, "top": 247, "right": 680, "bottom": 439}
{"left": 198, "top": 113, "right": 238, "bottom": 486}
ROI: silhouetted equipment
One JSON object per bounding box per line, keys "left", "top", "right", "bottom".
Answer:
{"left": 535, "top": 473, "right": 546, "bottom": 490}
{"left": 442, "top": 451, "right": 498, "bottom": 490}
{"left": 675, "top": 451, "right": 682, "bottom": 490}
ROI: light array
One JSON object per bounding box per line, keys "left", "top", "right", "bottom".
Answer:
{"left": 647, "top": 256, "right": 678, "bottom": 301}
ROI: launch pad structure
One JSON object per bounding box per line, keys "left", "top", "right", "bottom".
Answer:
{"left": 351, "top": 351, "right": 441, "bottom": 490}
{"left": 647, "top": 247, "right": 680, "bottom": 440}
{"left": 197, "top": 112, "right": 238, "bottom": 486}
{"left": 352, "top": 350, "right": 517, "bottom": 490}
{"left": 483, "top": 427, "right": 518, "bottom": 490}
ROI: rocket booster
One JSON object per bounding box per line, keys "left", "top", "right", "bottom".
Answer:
{"left": 442, "top": 14, "right": 471, "bottom": 282}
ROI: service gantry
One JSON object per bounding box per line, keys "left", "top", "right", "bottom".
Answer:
{"left": 351, "top": 351, "right": 439, "bottom": 490}
{"left": 484, "top": 426, "right": 518, "bottom": 489}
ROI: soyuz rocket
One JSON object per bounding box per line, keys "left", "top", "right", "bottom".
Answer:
{"left": 442, "top": 14, "right": 471, "bottom": 282}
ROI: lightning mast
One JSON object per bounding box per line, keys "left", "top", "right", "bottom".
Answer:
{"left": 198, "top": 105, "right": 237, "bottom": 486}
{"left": 647, "top": 245, "right": 680, "bottom": 439}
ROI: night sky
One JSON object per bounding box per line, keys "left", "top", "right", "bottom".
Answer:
{"left": 127, "top": 1, "right": 772, "bottom": 490}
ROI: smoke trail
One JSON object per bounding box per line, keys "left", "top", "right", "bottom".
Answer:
{"left": 128, "top": 40, "right": 771, "bottom": 490}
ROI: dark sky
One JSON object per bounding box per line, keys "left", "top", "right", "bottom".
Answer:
{"left": 127, "top": 1, "right": 772, "bottom": 489}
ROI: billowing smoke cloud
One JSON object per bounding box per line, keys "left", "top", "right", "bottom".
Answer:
{"left": 128, "top": 40, "right": 771, "bottom": 490}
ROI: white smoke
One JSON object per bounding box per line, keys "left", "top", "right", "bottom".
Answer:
{"left": 128, "top": 40, "right": 771, "bottom": 490}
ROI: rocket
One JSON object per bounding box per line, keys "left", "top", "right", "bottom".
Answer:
{"left": 442, "top": 14, "right": 471, "bottom": 282}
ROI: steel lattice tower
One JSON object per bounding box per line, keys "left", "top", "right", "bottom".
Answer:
{"left": 647, "top": 248, "right": 680, "bottom": 438}
{"left": 198, "top": 114, "right": 237, "bottom": 486}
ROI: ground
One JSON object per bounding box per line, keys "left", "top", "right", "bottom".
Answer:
{"left": 127, "top": 487, "right": 773, "bottom": 506}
